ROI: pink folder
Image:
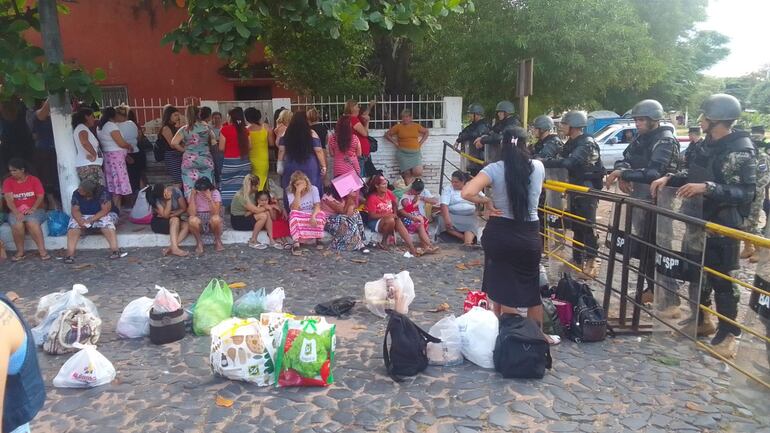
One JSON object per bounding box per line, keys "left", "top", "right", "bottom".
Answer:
{"left": 331, "top": 171, "right": 364, "bottom": 197}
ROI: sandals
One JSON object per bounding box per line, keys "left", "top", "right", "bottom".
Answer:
{"left": 109, "top": 250, "right": 127, "bottom": 260}
{"left": 248, "top": 241, "right": 268, "bottom": 250}
{"left": 63, "top": 256, "right": 75, "bottom": 264}
{"left": 11, "top": 254, "right": 26, "bottom": 262}
{"left": 40, "top": 254, "right": 52, "bottom": 261}
{"left": 546, "top": 335, "right": 562, "bottom": 346}
{"left": 291, "top": 246, "right": 302, "bottom": 256}
{"left": 423, "top": 246, "right": 440, "bottom": 255}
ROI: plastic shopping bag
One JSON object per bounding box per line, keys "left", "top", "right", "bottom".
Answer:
{"left": 364, "top": 271, "right": 416, "bottom": 318}
{"left": 129, "top": 186, "right": 153, "bottom": 224}
{"left": 427, "top": 315, "right": 463, "bottom": 366}
{"left": 43, "top": 307, "right": 102, "bottom": 355}
{"left": 193, "top": 279, "right": 234, "bottom": 336}
{"left": 264, "top": 287, "right": 285, "bottom": 313}
{"left": 152, "top": 285, "right": 182, "bottom": 313}
{"left": 275, "top": 318, "right": 336, "bottom": 387}
{"left": 116, "top": 297, "right": 154, "bottom": 338}
{"left": 456, "top": 307, "right": 499, "bottom": 369}
{"left": 32, "top": 284, "right": 99, "bottom": 346}
{"left": 47, "top": 210, "right": 70, "bottom": 236}
{"left": 232, "top": 289, "right": 266, "bottom": 319}
{"left": 210, "top": 318, "right": 276, "bottom": 386}
{"left": 53, "top": 344, "right": 116, "bottom": 388}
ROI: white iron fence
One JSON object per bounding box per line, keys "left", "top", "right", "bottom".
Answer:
{"left": 290, "top": 95, "right": 445, "bottom": 130}
{"left": 100, "top": 97, "right": 201, "bottom": 137}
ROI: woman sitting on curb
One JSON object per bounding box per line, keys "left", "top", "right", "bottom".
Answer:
{"left": 64, "top": 180, "right": 126, "bottom": 263}
{"left": 2, "top": 158, "right": 50, "bottom": 261}
{"left": 149, "top": 183, "right": 189, "bottom": 257}
{"left": 230, "top": 174, "right": 282, "bottom": 249}
{"left": 286, "top": 171, "right": 326, "bottom": 256}
{"left": 188, "top": 177, "right": 224, "bottom": 255}
{"left": 321, "top": 185, "right": 368, "bottom": 253}
{"left": 364, "top": 174, "right": 423, "bottom": 256}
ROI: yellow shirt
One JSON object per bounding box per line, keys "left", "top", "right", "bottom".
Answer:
{"left": 390, "top": 122, "right": 423, "bottom": 151}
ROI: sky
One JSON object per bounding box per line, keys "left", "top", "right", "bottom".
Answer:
{"left": 700, "top": 0, "right": 770, "bottom": 77}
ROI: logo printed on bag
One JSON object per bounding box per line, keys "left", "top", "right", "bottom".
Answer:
{"left": 299, "top": 338, "right": 318, "bottom": 363}
{"left": 71, "top": 362, "right": 97, "bottom": 383}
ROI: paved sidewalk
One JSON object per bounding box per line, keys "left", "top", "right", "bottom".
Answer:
{"left": 4, "top": 244, "right": 768, "bottom": 433}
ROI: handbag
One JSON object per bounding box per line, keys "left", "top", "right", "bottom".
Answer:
{"left": 368, "top": 136, "right": 378, "bottom": 153}
{"left": 149, "top": 307, "right": 186, "bottom": 345}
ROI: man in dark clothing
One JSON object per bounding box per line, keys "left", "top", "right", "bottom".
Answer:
{"left": 475, "top": 100, "right": 521, "bottom": 164}
{"left": 543, "top": 110, "right": 604, "bottom": 279}
{"left": 531, "top": 115, "right": 561, "bottom": 161}
{"left": 605, "top": 99, "right": 681, "bottom": 316}
{"left": 30, "top": 99, "right": 60, "bottom": 208}
{"left": 454, "top": 103, "right": 490, "bottom": 175}
{"left": 651, "top": 93, "right": 757, "bottom": 358}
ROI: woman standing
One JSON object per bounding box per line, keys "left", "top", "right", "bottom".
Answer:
{"left": 71, "top": 107, "right": 105, "bottom": 186}
{"left": 286, "top": 171, "right": 326, "bottom": 256}
{"left": 149, "top": 183, "right": 189, "bottom": 257}
{"left": 218, "top": 107, "right": 251, "bottom": 207}
{"left": 307, "top": 108, "right": 328, "bottom": 149}
{"left": 384, "top": 109, "right": 429, "bottom": 186}
{"left": 278, "top": 111, "right": 326, "bottom": 197}
{"left": 328, "top": 115, "right": 361, "bottom": 178}
{"left": 461, "top": 127, "right": 552, "bottom": 341}
{"left": 274, "top": 109, "right": 292, "bottom": 142}
{"left": 440, "top": 170, "right": 481, "bottom": 247}
{"left": 321, "top": 185, "right": 367, "bottom": 252}
{"left": 3, "top": 158, "right": 50, "bottom": 261}
{"left": 159, "top": 105, "right": 183, "bottom": 185}
{"left": 245, "top": 107, "right": 273, "bottom": 191}
{"left": 344, "top": 100, "right": 371, "bottom": 177}
{"left": 171, "top": 105, "right": 215, "bottom": 196}
{"left": 97, "top": 107, "right": 134, "bottom": 209}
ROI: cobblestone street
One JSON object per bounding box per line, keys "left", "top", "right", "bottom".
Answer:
{"left": 5, "top": 244, "right": 769, "bottom": 433}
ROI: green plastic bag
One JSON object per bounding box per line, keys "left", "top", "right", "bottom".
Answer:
{"left": 193, "top": 279, "right": 234, "bottom": 336}
{"left": 542, "top": 297, "right": 563, "bottom": 337}
{"left": 232, "top": 289, "right": 266, "bottom": 319}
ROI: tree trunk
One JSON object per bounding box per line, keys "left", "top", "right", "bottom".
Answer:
{"left": 39, "top": 0, "right": 79, "bottom": 214}
{"left": 372, "top": 32, "right": 413, "bottom": 95}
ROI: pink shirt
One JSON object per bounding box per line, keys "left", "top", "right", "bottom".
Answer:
{"left": 193, "top": 189, "right": 221, "bottom": 213}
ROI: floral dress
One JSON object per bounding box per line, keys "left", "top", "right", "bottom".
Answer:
{"left": 181, "top": 123, "right": 215, "bottom": 195}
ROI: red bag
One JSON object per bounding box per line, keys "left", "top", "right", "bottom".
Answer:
{"left": 552, "top": 298, "right": 573, "bottom": 329}
{"left": 463, "top": 290, "right": 489, "bottom": 313}
{"left": 272, "top": 216, "right": 291, "bottom": 239}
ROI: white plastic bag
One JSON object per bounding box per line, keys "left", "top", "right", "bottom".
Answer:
{"left": 427, "top": 315, "right": 463, "bottom": 366}
{"left": 539, "top": 264, "right": 549, "bottom": 289}
{"left": 129, "top": 186, "right": 153, "bottom": 224}
{"left": 32, "top": 284, "right": 99, "bottom": 345}
{"left": 53, "top": 344, "right": 116, "bottom": 388}
{"left": 210, "top": 318, "right": 275, "bottom": 386}
{"left": 116, "top": 297, "right": 154, "bottom": 338}
{"left": 456, "top": 307, "right": 499, "bottom": 369}
{"left": 264, "top": 287, "right": 285, "bottom": 313}
{"left": 364, "top": 271, "right": 416, "bottom": 318}
{"left": 153, "top": 285, "right": 181, "bottom": 313}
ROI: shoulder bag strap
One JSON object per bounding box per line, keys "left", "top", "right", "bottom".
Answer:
{"left": 382, "top": 318, "right": 404, "bottom": 382}
{"left": 414, "top": 323, "right": 442, "bottom": 344}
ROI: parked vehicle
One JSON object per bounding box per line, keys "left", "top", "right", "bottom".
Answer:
{"left": 593, "top": 119, "right": 690, "bottom": 170}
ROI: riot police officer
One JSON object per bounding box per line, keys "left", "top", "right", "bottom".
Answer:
{"left": 531, "top": 115, "right": 561, "bottom": 161}
{"left": 454, "top": 103, "right": 490, "bottom": 175}
{"left": 543, "top": 111, "right": 604, "bottom": 279}
{"left": 684, "top": 126, "right": 703, "bottom": 165}
{"left": 651, "top": 94, "right": 757, "bottom": 358}
{"left": 740, "top": 125, "right": 770, "bottom": 261}
{"left": 474, "top": 100, "right": 521, "bottom": 163}
{"left": 605, "top": 99, "right": 681, "bottom": 316}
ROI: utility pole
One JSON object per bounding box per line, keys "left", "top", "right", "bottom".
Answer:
{"left": 39, "top": 0, "right": 79, "bottom": 214}
{"left": 517, "top": 58, "right": 534, "bottom": 126}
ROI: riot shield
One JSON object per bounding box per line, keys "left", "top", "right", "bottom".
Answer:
{"left": 543, "top": 168, "right": 569, "bottom": 283}
{"left": 730, "top": 226, "right": 770, "bottom": 412}
{"left": 605, "top": 182, "right": 651, "bottom": 260}
{"left": 653, "top": 186, "right": 705, "bottom": 340}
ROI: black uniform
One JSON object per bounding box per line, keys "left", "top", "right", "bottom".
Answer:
{"left": 532, "top": 134, "right": 562, "bottom": 161}
{"left": 543, "top": 134, "right": 604, "bottom": 264}
{"left": 480, "top": 115, "right": 521, "bottom": 163}
{"left": 456, "top": 118, "right": 491, "bottom": 175}
{"left": 668, "top": 130, "right": 757, "bottom": 335}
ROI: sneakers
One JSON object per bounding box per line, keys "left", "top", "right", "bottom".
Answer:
{"left": 710, "top": 328, "right": 738, "bottom": 359}
{"left": 577, "top": 258, "right": 600, "bottom": 280}
{"left": 680, "top": 315, "right": 717, "bottom": 337}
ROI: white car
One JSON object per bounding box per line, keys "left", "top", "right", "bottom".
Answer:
{"left": 593, "top": 120, "right": 690, "bottom": 170}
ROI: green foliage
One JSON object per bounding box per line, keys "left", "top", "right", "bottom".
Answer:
{"left": 0, "top": 0, "right": 104, "bottom": 104}
{"left": 724, "top": 66, "right": 770, "bottom": 114}
{"left": 163, "top": 0, "right": 474, "bottom": 67}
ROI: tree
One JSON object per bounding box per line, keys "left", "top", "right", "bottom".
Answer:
{"left": 161, "top": 0, "right": 474, "bottom": 94}
{"left": 0, "top": 0, "right": 104, "bottom": 105}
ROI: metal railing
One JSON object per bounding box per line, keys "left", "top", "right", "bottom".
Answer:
{"left": 99, "top": 97, "right": 201, "bottom": 137}
{"left": 290, "top": 95, "right": 445, "bottom": 130}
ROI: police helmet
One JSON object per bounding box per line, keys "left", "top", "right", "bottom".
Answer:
{"left": 466, "top": 103, "right": 485, "bottom": 115}
{"left": 631, "top": 99, "right": 665, "bottom": 121}
{"left": 562, "top": 111, "right": 587, "bottom": 128}
{"left": 533, "top": 115, "right": 554, "bottom": 131}
{"left": 700, "top": 94, "right": 742, "bottom": 121}
{"left": 495, "top": 100, "right": 515, "bottom": 114}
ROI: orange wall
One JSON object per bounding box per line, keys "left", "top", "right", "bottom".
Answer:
{"left": 25, "top": 0, "right": 293, "bottom": 101}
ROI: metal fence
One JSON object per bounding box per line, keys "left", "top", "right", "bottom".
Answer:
{"left": 290, "top": 95, "right": 445, "bottom": 130}
{"left": 100, "top": 97, "right": 201, "bottom": 136}
{"left": 217, "top": 100, "right": 275, "bottom": 124}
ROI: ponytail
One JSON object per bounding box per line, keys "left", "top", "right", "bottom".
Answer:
{"left": 501, "top": 127, "right": 533, "bottom": 221}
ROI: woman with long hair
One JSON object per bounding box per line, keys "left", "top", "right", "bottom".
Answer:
{"left": 328, "top": 114, "right": 361, "bottom": 177}
{"left": 3, "top": 158, "right": 50, "bottom": 261}
{"left": 97, "top": 106, "right": 134, "bottom": 209}
{"left": 285, "top": 170, "right": 326, "bottom": 256}
{"left": 159, "top": 105, "right": 183, "bottom": 184}
{"left": 277, "top": 111, "right": 326, "bottom": 198}
{"left": 71, "top": 107, "right": 105, "bottom": 186}
{"left": 364, "top": 174, "right": 422, "bottom": 256}
{"left": 218, "top": 107, "right": 252, "bottom": 207}
{"left": 321, "top": 184, "right": 367, "bottom": 253}
{"left": 245, "top": 107, "right": 273, "bottom": 190}
{"left": 274, "top": 108, "right": 292, "bottom": 141}
{"left": 461, "top": 127, "right": 555, "bottom": 343}
{"left": 230, "top": 174, "right": 283, "bottom": 249}
{"left": 149, "top": 182, "right": 189, "bottom": 257}
{"left": 344, "top": 99, "right": 373, "bottom": 176}
{"left": 117, "top": 105, "right": 147, "bottom": 194}
{"left": 188, "top": 176, "right": 224, "bottom": 255}
{"left": 171, "top": 105, "right": 215, "bottom": 195}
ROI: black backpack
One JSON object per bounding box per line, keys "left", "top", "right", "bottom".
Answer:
{"left": 314, "top": 297, "right": 356, "bottom": 317}
{"left": 555, "top": 273, "right": 582, "bottom": 304}
{"left": 493, "top": 314, "right": 552, "bottom": 379}
{"left": 383, "top": 309, "right": 441, "bottom": 382}
{"left": 570, "top": 286, "right": 611, "bottom": 342}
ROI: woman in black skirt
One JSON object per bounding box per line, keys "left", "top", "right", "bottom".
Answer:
{"left": 461, "top": 127, "right": 552, "bottom": 339}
